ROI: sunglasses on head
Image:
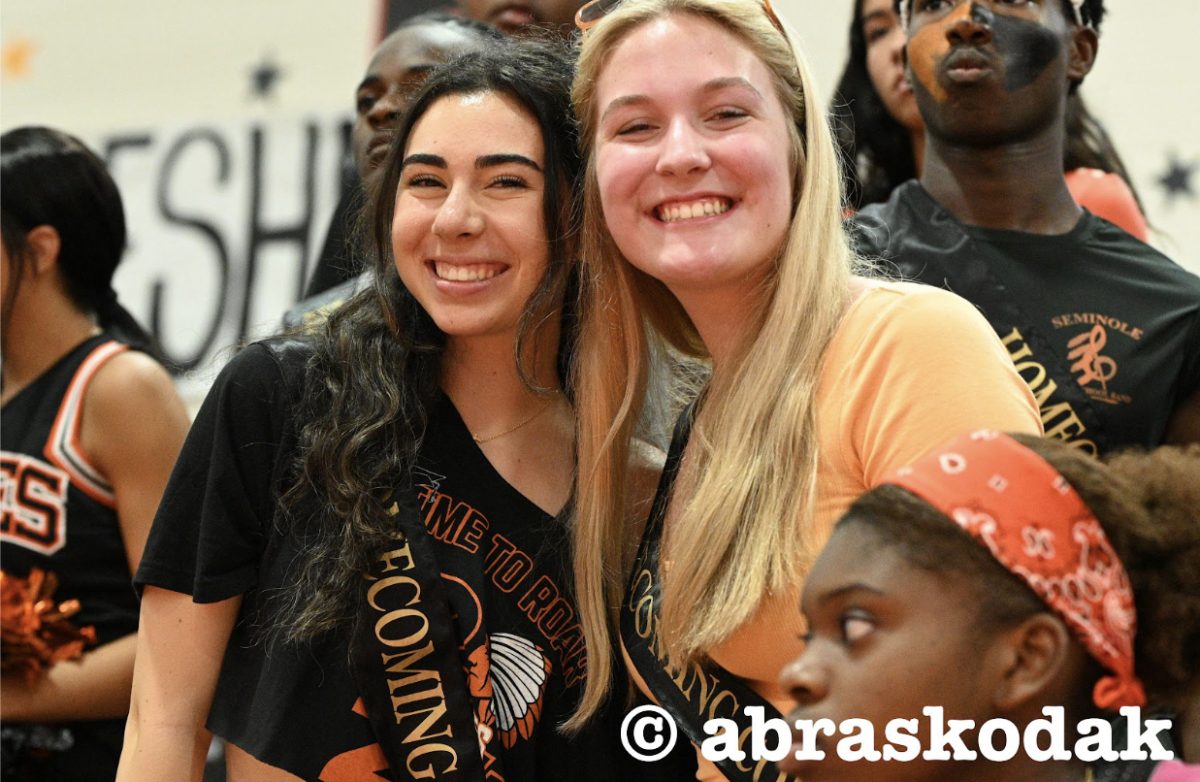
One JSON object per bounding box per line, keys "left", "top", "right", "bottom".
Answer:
{"left": 575, "top": 0, "right": 786, "bottom": 36}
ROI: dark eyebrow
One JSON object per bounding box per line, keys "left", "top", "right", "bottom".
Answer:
{"left": 476, "top": 153, "right": 542, "bottom": 172}
{"left": 862, "top": 9, "right": 891, "bottom": 24}
{"left": 355, "top": 65, "right": 436, "bottom": 94}
{"left": 814, "top": 583, "right": 886, "bottom": 608}
{"left": 355, "top": 75, "right": 382, "bottom": 94}
{"left": 600, "top": 77, "right": 763, "bottom": 124}
{"left": 401, "top": 153, "right": 446, "bottom": 169}
{"left": 401, "top": 153, "right": 543, "bottom": 173}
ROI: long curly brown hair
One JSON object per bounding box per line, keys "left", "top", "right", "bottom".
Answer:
{"left": 269, "top": 39, "right": 583, "bottom": 644}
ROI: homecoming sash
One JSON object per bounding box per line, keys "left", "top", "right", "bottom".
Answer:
{"left": 620, "top": 409, "right": 800, "bottom": 782}
{"left": 349, "top": 488, "right": 492, "bottom": 782}
{"left": 885, "top": 187, "right": 1110, "bottom": 455}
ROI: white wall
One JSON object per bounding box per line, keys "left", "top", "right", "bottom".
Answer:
{"left": 3, "top": 0, "right": 380, "bottom": 401}
{"left": 3, "top": 1, "right": 1197, "bottom": 403}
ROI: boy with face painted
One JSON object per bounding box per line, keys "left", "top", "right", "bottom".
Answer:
{"left": 850, "top": 0, "right": 1200, "bottom": 455}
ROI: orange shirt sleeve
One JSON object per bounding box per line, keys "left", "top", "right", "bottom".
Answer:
{"left": 825, "top": 282, "right": 1043, "bottom": 492}
{"left": 1065, "top": 167, "right": 1149, "bottom": 242}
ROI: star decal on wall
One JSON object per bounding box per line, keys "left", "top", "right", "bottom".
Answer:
{"left": 248, "top": 55, "right": 284, "bottom": 100}
{"left": 1157, "top": 152, "right": 1196, "bottom": 204}
{"left": 2, "top": 37, "right": 37, "bottom": 80}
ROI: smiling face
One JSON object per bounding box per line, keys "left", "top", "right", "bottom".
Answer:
{"left": 391, "top": 91, "right": 549, "bottom": 342}
{"left": 778, "top": 521, "right": 992, "bottom": 782}
{"left": 592, "top": 13, "right": 794, "bottom": 323}
{"left": 862, "top": 0, "right": 922, "bottom": 132}
{"left": 352, "top": 22, "right": 489, "bottom": 186}
{"left": 905, "top": 0, "right": 1089, "bottom": 146}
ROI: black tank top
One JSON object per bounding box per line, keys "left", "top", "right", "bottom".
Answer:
{"left": 1, "top": 334, "right": 139, "bottom": 644}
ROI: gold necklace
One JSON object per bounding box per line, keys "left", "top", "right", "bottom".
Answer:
{"left": 471, "top": 396, "right": 557, "bottom": 444}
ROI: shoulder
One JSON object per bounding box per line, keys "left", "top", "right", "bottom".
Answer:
{"left": 837, "top": 279, "right": 991, "bottom": 345}
{"left": 821, "top": 282, "right": 1041, "bottom": 481}
{"left": 81, "top": 347, "right": 190, "bottom": 484}
{"left": 177, "top": 337, "right": 316, "bottom": 449}
{"left": 213, "top": 337, "right": 314, "bottom": 404}
{"left": 846, "top": 181, "right": 926, "bottom": 258}
{"left": 1082, "top": 218, "right": 1200, "bottom": 293}
{"left": 825, "top": 279, "right": 1040, "bottom": 420}
{"left": 86, "top": 348, "right": 186, "bottom": 428}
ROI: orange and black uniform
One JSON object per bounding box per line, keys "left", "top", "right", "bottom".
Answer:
{"left": 0, "top": 334, "right": 139, "bottom": 781}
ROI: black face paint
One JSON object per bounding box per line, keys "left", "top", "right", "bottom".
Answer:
{"left": 970, "top": 2, "right": 994, "bottom": 26}
{"left": 993, "top": 11, "right": 1062, "bottom": 92}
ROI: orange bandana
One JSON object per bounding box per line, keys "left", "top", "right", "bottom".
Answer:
{"left": 884, "top": 430, "right": 1146, "bottom": 710}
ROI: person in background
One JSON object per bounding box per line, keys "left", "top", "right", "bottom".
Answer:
{"left": 834, "top": 0, "right": 1149, "bottom": 240}
{"left": 120, "top": 41, "right": 654, "bottom": 782}
{"left": 780, "top": 431, "right": 1200, "bottom": 782}
{"left": 849, "top": 0, "right": 1200, "bottom": 454}
{"left": 300, "top": 13, "right": 499, "bottom": 301}
{"left": 456, "top": 0, "right": 587, "bottom": 38}
{"left": 566, "top": 1, "right": 1042, "bottom": 779}
{"left": 0, "top": 126, "right": 190, "bottom": 782}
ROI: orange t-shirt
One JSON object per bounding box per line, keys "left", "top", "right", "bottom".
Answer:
{"left": 1065, "top": 167, "right": 1148, "bottom": 242}
{"left": 626, "top": 281, "right": 1043, "bottom": 781}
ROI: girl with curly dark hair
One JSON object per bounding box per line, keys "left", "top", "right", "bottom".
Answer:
{"left": 119, "top": 40, "right": 649, "bottom": 782}
{"left": 781, "top": 431, "right": 1200, "bottom": 781}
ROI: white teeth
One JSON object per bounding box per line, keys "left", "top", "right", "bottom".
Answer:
{"left": 433, "top": 262, "right": 503, "bottom": 282}
{"left": 657, "top": 198, "right": 731, "bottom": 223}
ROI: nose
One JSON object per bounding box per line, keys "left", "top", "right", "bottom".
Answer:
{"left": 654, "top": 117, "right": 711, "bottom": 177}
{"left": 431, "top": 184, "right": 485, "bottom": 239}
{"left": 369, "top": 91, "right": 405, "bottom": 131}
{"left": 779, "top": 654, "right": 829, "bottom": 707}
{"left": 946, "top": 2, "right": 993, "bottom": 47}
{"left": 886, "top": 25, "right": 906, "bottom": 67}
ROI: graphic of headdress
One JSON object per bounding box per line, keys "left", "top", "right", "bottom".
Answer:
{"left": 445, "top": 575, "right": 553, "bottom": 754}
{"left": 486, "top": 633, "right": 552, "bottom": 748}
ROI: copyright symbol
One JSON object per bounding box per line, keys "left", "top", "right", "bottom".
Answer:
{"left": 621, "top": 704, "right": 678, "bottom": 761}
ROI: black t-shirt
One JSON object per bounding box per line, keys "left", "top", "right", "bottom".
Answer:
{"left": 135, "top": 339, "right": 642, "bottom": 782}
{"left": 851, "top": 181, "right": 1200, "bottom": 454}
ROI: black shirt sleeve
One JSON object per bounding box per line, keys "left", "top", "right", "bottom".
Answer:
{"left": 135, "top": 342, "right": 302, "bottom": 603}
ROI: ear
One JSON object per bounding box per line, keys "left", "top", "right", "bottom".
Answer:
{"left": 1067, "top": 26, "right": 1098, "bottom": 83}
{"left": 987, "top": 613, "right": 1074, "bottom": 712}
{"left": 24, "top": 225, "right": 61, "bottom": 276}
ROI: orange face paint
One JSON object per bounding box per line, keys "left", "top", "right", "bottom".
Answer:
{"left": 905, "top": 2, "right": 975, "bottom": 105}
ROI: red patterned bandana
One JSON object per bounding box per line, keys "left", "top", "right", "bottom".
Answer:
{"left": 884, "top": 429, "right": 1146, "bottom": 710}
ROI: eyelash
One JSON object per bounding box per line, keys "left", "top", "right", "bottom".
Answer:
{"left": 405, "top": 174, "right": 442, "bottom": 188}
{"left": 490, "top": 174, "right": 528, "bottom": 188}
{"left": 616, "top": 121, "right": 653, "bottom": 136}
{"left": 403, "top": 174, "right": 531, "bottom": 190}
{"left": 864, "top": 25, "right": 890, "bottom": 43}
{"left": 614, "top": 108, "right": 749, "bottom": 136}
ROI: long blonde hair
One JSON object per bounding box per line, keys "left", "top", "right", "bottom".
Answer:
{"left": 568, "top": 0, "right": 859, "bottom": 729}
